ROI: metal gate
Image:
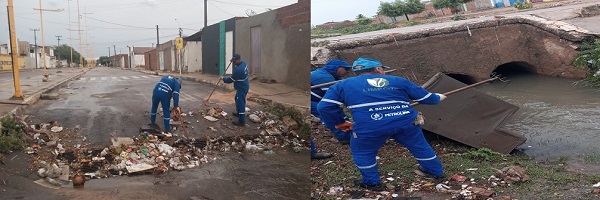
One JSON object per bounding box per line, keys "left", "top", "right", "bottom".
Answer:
{"left": 250, "top": 26, "right": 262, "bottom": 75}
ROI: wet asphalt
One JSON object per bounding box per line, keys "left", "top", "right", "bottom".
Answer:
{"left": 7, "top": 67, "right": 310, "bottom": 199}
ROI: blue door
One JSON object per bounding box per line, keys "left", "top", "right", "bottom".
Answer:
{"left": 509, "top": 0, "right": 524, "bottom": 6}
{"left": 494, "top": 0, "right": 505, "bottom": 8}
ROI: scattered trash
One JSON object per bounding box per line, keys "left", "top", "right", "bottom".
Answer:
{"left": 50, "top": 126, "right": 63, "bottom": 133}
{"left": 327, "top": 186, "right": 343, "bottom": 195}
{"left": 204, "top": 116, "right": 219, "bottom": 122}
{"left": 436, "top": 183, "right": 451, "bottom": 191}
{"left": 495, "top": 165, "right": 530, "bottom": 184}
{"left": 593, "top": 182, "right": 600, "bottom": 188}
{"left": 451, "top": 174, "right": 467, "bottom": 182}
{"left": 469, "top": 186, "right": 494, "bottom": 197}
{"left": 249, "top": 114, "right": 261, "bottom": 123}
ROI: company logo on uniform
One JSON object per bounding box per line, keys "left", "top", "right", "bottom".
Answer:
{"left": 367, "top": 78, "right": 389, "bottom": 88}
{"left": 371, "top": 113, "right": 384, "bottom": 120}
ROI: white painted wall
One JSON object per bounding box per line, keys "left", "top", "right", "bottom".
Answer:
{"left": 184, "top": 41, "right": 202, "bottom": 72}
{"left": 133, "top": 54, "right": 145, "bottom": 67}
{"left": 225, "top": 31, "right": 233, "bottom": 74}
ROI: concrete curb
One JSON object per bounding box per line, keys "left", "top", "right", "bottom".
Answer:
{"left": 2, "top": 69, "right": 90, "bottom": 118}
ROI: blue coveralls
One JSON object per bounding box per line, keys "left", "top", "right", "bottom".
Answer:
{"left": 223, "top": 61, "right": 249, "bottom": 124}
{"left": 317, "top": 74, "right": 444, "bottom": 185}
{"left": 150, "top": 75, "right": 181, "bottom": 132}
{"left": 310, "top": 65, "right": 351, "bottom": 142}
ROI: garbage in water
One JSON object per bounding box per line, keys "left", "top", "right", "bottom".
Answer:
{"left": 16, "top": 105, "right": 308, "bottom": 189}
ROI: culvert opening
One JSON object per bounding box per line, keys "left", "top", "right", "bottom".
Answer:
{"left": 492, "top": 61, "right": 536, "bottom": 77}
{"left": 446, "top": 73, "right": 476, "bottom": 84}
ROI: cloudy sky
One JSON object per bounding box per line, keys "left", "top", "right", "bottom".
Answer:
{"left": 312, "top": 0, "right": 395, "bottom": 26}
{"left": 0, "top": 0, "right": 296, "bottom": 59}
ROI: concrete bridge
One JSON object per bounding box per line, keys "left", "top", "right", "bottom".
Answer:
{"left": 313, "top": 3, "right": 600, "bottom": 85}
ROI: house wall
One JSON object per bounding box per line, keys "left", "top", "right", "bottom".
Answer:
{"left": 184, "top": 41, "right": 202, "bottom": 72}
{"left": 157, "top": 40, "right": 174, "bottom": 71}
{"left": 144, "top": 49, "right": 158, "bottom": 71}
{"left": 133, "top": 54, "right": 145, "bottom": 67}
{"left": 0, "top": 54, "right": 25, "bottom": 70}
{"left": 202, "top": 18, "right": 236, "bottom": 75}
{"left": 234, "top": 0, "right": 310, "bottom": 90}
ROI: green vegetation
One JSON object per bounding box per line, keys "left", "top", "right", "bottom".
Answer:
{"left": 0, "top": 116, "right": 25, "bottom": 153}
{"left": 97, "top": 56, "right": 111, "bottom": 66}
{"left": 311, "top": 23, "right": 395, "bottom": 36}
{"left": 433, "top": 0, "right": 474, "bottom": 15}
{"left": 356, "top": 18, "right": 373, "bottom": 26}
{"left": 54, "top": 44, "right": 86, "bottom": 65}
{"left": 452, "top": 13, "right": 466, "bottom": 21}
{"left": 573, "top": 39, "right": 600, "bottom": 86}
{"left": 378, "top": 0, "right": 426, "bottom": 22}
{"left": 311, "top": 40, "right": 330, "bottom": 47}
{"left": 266, "top": 104, "right": 310, "bottom": 140}
{"left": 514, "top": 1, "right": 534, "bottom": 9}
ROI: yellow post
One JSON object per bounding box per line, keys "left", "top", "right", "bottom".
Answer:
{"left": 38, "top": 0, "right": 49, "bottom": 80}
{"left": 7, "top": 0, "right": 24, "bottom": 99}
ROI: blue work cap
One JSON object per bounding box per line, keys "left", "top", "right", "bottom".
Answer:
{"left": 177, "top": 77, "right": 183, "bottom": 85}
{"left": 352, "top": 58, "right": 391, "bottom": 72}
{"left": 322, "top": 59, "right": 351, "bottom": 74}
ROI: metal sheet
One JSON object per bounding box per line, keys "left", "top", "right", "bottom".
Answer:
{"left": 418, "top": 73, "right": 526, "bottom": 154}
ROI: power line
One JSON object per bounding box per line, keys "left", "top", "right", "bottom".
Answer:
{"left": 209, "top": 0, "right": 283, "bottom": 8}
{"left": 209, "top": 1, "right": 237, "bottom": 17}
{"left": 94, "top": 33, "right": 179, "bottom": 45}
{"left": 85, "top": 16, "right": 155, "bottom": 29}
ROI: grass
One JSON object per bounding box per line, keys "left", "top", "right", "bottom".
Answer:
{"left": 311, "top": 125, "right": 600, "bottom": 199}
{"left": 311, "top": 24, "right": 395, "bottom": 36}
{"left": 0, "top": 116, "right": 25, "bottom": 154}
{"left": 266, "top": 104, "right": 310, "bottom": 140}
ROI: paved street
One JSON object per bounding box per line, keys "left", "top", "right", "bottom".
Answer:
{"left": 0, "top": 67, "right": 310, "bottom": 199}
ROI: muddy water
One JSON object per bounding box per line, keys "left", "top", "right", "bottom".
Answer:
{"left": 477, "top": 74, "right": 600, "bottom": 161}
{"left": 54, "top": 149, "right": 309, "bottom": 199}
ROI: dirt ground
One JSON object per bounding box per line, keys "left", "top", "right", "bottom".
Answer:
{"left": 310, "top": 121, "right": 600, "bottom": 200}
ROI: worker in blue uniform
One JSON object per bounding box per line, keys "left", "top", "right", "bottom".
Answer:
{"left": 311, "top": 59, "right": 353, "bottom": 143}
{"left": 317, "top": 58, "right": 447, "bottom": 191}
{"left": 150, "top": 75, "right": 183, "bottom": 133}
{"left": 310, "top": 59, "right": 353, "bottom": 160}
{"left": 223, "top": 53, "right": 249, "bottom": 126}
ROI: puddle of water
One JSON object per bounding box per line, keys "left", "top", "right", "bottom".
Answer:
{"left": 478, "top": 74, "right": 600, "bottom": 161}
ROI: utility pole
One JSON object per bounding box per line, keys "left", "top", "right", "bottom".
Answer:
{"left": 30, "top": 29, "right": 39, "bottom": 69}
{"left": 7, "top": 0, "right": 23, "bottom": 99}
{"left": 204, "top": 0, "right": 207, "bottom": 28}
{"left": 107, "top": 47, "right": 111, "bottom": 67}
{"left": 77, "top": 0, "right": 83, "bottom": 70}
{"left": 156, "top": 25, "right": 160, "bottom": 45}
{"left": 83, "top": 9, "right": 93, "bottom": 68}
{"left": 114, "top": 45, "right": 117, "bottom": 67}
{"left": 34, "top": 0, "right": 63, "bottom": 81}
{"left": 67, "top": 0, "right": 73, "bottom": 67}
{"left": 55, "top": 35, "right": 62, "bottom": 46}
{"left": 55, "top": 35, "right": 62, "bottom": 62}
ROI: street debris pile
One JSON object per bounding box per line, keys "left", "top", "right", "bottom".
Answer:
{"left": 16, "top": 104, "right": 308, "bottom": 189}
{"left": 310, "top": 121, "right": 535, "bottom": 200}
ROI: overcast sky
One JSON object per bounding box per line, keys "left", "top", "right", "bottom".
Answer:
{"left": 312, "top": 0, "right": 395, "bottom": 26}
{"left": 0, "top": 0, "right": 296, "bottom": 59}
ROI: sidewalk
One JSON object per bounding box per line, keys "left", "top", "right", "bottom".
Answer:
{"left": 0, "top": 67, "right": 90, "bottom": 117}
{"left": 132, "top": 68, "right": 309, "bottom": 111}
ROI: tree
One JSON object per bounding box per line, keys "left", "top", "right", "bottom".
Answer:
{"left": 403, "top": 0, "right": 426, "bottom": 21}
{"left": 356, "top": 18, "right": 373, "bottom": 25}
{"left": 378, "top": 2, "right": 403, "bottom": 23}
{"left": 433, "top": 0, "right": 474, "bottom": 15}
{"left": 356, "top": 14, "right": 365, "bottom": 19}
{"left": 378, "top": 0, "right": 426, "bottom": 22}
{"left": 53, "top": 44, "right": 85, "bottom": 66}
{"left": 97, "top": 56, "right": 111, "bottom": 66}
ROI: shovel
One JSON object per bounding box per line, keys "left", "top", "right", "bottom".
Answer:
{"left": 204, "top": 61, "right": 233, "bottom": 106}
